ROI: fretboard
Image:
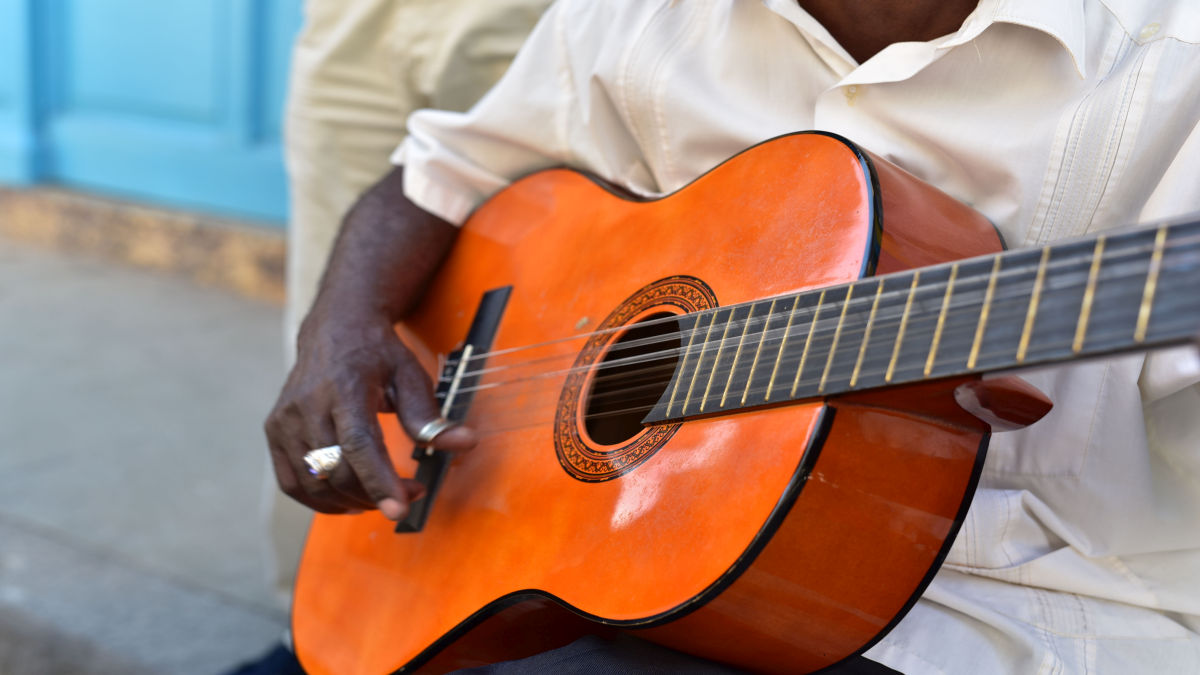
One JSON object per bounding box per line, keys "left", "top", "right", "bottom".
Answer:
{"left": 644, "top": 218, "right": 1200, "bottom": 423}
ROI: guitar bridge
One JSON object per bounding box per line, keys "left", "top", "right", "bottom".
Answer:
{"left": 395, "top": 286, "right": 511, "bottom": 533}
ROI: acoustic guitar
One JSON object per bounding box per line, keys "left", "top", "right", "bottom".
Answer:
{"left": 292, "top": 132, "right": 1199, "bottom": 674}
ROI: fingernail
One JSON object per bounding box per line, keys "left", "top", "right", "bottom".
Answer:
{"left": 377, "top": 498, "right": 405, "bottom": 521}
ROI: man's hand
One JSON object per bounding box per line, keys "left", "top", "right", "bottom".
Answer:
{"left": 264, "top": 167, "right": 476, "bottom": 520}
{"left": 265, "top": 312, "right": 476, "bottom": 520}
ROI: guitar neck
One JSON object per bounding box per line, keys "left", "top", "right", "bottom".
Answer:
{"left": 646, "top": 218, "right": 1200, "bottom": 423}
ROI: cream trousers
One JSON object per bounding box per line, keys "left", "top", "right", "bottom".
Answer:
{"left": 270, "top": 0, "right": 550, "bottom": 603}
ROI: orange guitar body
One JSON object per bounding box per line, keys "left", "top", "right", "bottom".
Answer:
{"left": 293, "top": 133, "right": 1010, "bottom": 674}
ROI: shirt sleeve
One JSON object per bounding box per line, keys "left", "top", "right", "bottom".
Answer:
{"left": 391, "top": 0, "right": 649, "bottom": 225}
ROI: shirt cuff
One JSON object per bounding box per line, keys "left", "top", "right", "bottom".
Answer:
{"left": 391, "top": 137, "right": 481, "bottom": 227}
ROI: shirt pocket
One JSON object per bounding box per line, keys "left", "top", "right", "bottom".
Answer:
{"left": 1023, "top": 33, "right": 1161, "bottom": 246}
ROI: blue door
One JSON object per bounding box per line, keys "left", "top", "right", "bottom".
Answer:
{"left": 0, "top": 0, "right": 302, "bottom": 223}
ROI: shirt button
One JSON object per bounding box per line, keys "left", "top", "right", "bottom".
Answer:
{"left": 1139, "top": 22, "right": 1161, "bottom": 40}
{"left": 844, "top": 85, "right": 859, "bottom": 106}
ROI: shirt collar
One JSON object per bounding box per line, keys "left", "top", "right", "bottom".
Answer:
{"left": 947, "top": 0, "right": 1088, "bottom": 78}
{"left": 759, "top": 0, "right": 858, "bottom": 78}
{"left": 761, "top": 0, "right": 1088, "bottom": 79}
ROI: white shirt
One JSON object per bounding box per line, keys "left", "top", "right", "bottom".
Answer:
{"left": 394, "top": 0, "right": 1200, "bottom": 672}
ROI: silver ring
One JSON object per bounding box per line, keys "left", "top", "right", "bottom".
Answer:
{"left": 415, "top": 417, "right": 455, "bottom": 445}
{"left": 303, "top": 444, "right": 342, "bottom": 480}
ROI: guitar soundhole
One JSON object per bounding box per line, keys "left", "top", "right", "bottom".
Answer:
{"left": 583, "top": 313, "right": 681, "bottom": 445}
{"left": 554, "top": 275, "right": 716, "bottom": 482}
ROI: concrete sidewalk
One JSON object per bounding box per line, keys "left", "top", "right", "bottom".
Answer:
{"left": 0, "top": 238, "right": 289, "bottom": 674}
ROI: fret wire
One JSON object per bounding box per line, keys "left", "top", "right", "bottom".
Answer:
{"left": 465, "top": 308, "right": 1200, "bottom": 430}
{"left": 682, "top": 311, "right": 719, "bottom": 415}
{"left": 850, "top": 249, "right": 1166, "bottom": 383}
{"left": 666, "top": 314, "right": 703, "bottom": 417}
{"left": 532, "top": 253, "right": 1190, "bottom": 415}
{"left": 1017, "top": 247, "right": 1052, "bottom": 362}
{"left": 812, "top": 262, "right": 1049, "bottom": 390}
{"left": 968, "top": 256, "right": 1002, "bottom": 369}
{"left": 779, "top": 274, "right": 1158, "bottom": 400}
{"left": 700, "top": 309, "right": 737, "bottom": 411}
{"left": 781, "top": 250, "right": 1155, "bottom": 391}
{"left": 1135, "top": 226, "right": 1169, "bottom": 342}
{"left": 791, "top": 290, "right": 827, "bottom": 397}
{"left": 451, "top": 223, "right": 1200, "bottom": 398}
{"left": 1072, "top": 236, "right": 1107, "bottom": 352}
{"left": 1083, "top": 232, "right": 1169, "bottom": 353}
{"left": 462, "top": 300, "right": 1200, "bottom": 424}
{"left": 850, "top": 279, "right": 885, "bottom": 387}
{"left": 499, "top": 242, "right": 1160, "bottom": 398}
{"left": 743, "top": 298, "right": 777, "bottom": 405}
{"left": 448, "top": 229, "right": 1200, "bottom": 415}
{"left": 452, "top": 252, "right": 1199, "bottom": 420}
{"left": 721, "top": 303, "right": 757, "bottom": 407}
{"left": 766, "top": 294, "right": 802, "bottom": 401}
{"left": 924, "top": 264, "right": 958, "bottom": 376}
{"left": 911, "top": 286, "right": 1192, "bottom": 374}
{"left": 624, "top": 288, "right": 1195, "bottom": 417}
{"left": 733, "top": 263, "right": 1068, "bottom": 391}
{"left": 886, "top": 272, "right": 920, "bottom": 382}
{"left": 489, "top": 226, "right": 1193, "bottom": 382}
{"left": 455, "top": 224, "right": 1198, "bottom": 377}
{"left": 820, "top": 284, "right": 856, "bottom": 392}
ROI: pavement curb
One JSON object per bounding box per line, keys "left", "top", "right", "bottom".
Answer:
{"left": 0, "top": 187, "right": 286, "bottom": 304}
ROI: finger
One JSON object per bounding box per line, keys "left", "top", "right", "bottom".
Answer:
{"left": 292, "top": 452, "right": 368, "bottom": 514}
{"left": 326, "top": 461, "right": 380, "bottom": 511}
{"left": 265, "top": 399, "right": 364, "bottom": 513}
{"left": 275, "top": 409, "right": 369, "bottom": 513}
{"left": 265, "top": 433, "right": 354, "bottom": 514}
{"left": 417, "top": 421, "right": 479, "bottom": 453}
{"left": 305, "top": 413, "right": 376, "bottom": 510}
{"left": 282, "top": 406, "right": 372, "bottom": 512}
{"left": 266, "top": 431, "right": 300, "bottom": 494}
{"left": 379, "top": 383, "right": 399, "bottom": 415}
{"left": 390, "top": 352, "right": 478, "bottom": 452}
{"left": 331, "top": 400, "right": 423, "bottom": 520}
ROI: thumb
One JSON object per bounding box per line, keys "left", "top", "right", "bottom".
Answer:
{"left": 390, "top": 354, "right": 478, "bottom": 452}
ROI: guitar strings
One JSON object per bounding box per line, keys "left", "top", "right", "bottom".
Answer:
{"left": 360, "top": 226, "right": 1197, "bottom": 436}
{"left": 443, "top": 230, "right": 1200, "bottom": 386}
{"left": 437, "top": 235, "right": 1199, "bottom": 400}
{"left": 452, "top": 248, "right": 1200, "bottom": 432}
{"left": 435, "top": 271, "right": 1200, "bottom": 434}
{"left": 459, "top": 248, "right": 1196, "bottom": 413}
{"left": 448, "top": 226, "right": 1200, "bottom": 373}
{"left": 461, "top": 287, "right": 1195, "bottom": 423}
{"left": 442, "top": 254, "right": 1198, "bottom": 426}
{"left": 578, "top": 244, "right": 1189, "bottom": 400}
{"left": 453, "top": 259, "right": 1106, "bottom": 397}
{"left": 446, "top": 308, "right": 1200, "bottom": 439}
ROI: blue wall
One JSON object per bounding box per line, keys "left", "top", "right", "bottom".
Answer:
{"left": 0, "top": 0, "right": 302, "bottom": 223}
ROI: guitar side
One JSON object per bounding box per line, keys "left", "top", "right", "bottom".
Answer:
{"left": 292, "top": 133, "right": 1004, "bottom": 674}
